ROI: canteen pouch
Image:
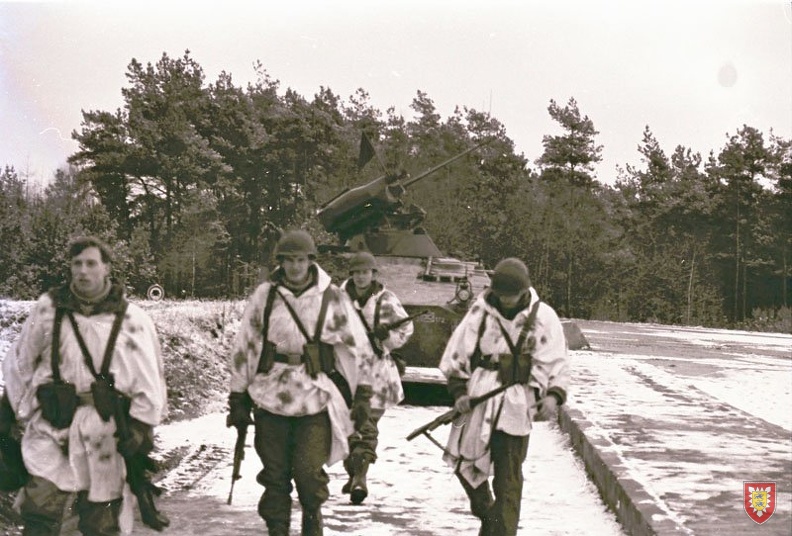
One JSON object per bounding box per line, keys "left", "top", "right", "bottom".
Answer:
{"left": 497, "top": 353, "right": 532, "bottom": 386}
{"left": 36, "top": 381, "right": 78, "bottom": 429}
{"left": 91, "top": 376, "right": 118, "bottom": 422}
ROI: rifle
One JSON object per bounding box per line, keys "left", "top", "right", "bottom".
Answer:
{"left": 368, "top": 310, "right": 429, "bottom": 358}
{"left": 227, "top": 424, "right": 247, "bottom": 505}
{"left": 406, "top": 382, "right": 513, "bottom": 442}
{"left": 381, "top": 309, "right": 429, "bottom": 331}
{"left": 113, "top": 396, "right": 170, "bottom": 531}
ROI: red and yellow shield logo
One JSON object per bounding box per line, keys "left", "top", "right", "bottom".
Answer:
{"left": 744, "top": 481, "right": 776, "bottom": 524}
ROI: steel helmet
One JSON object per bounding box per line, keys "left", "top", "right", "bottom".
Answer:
{"left": 274, "top": 230, "right": 317, "bottom": 259}
{"left": 348, "top": 251, "right": 377, "bottom": 273}
{"left": 490, "top": 258, "right": 531, "bottom": 296}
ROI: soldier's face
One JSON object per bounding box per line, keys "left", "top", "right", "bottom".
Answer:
{"left": 281, "top": 254, "right": 311, "bottom": 284}
{"left": 351, "top": 269, "right": 374, "bottom": 290}
{"left": 70, "top": 247, "right": 110, "bottom": 297}
{"left": 497, "top": 291, "right": 523, "bottom": 309}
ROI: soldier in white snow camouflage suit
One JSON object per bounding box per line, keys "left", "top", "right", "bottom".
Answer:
{"left": 227, "top": 230, "right": 375, "bottom": 536}
{"left": 0, "top": 236, "right": 168, "bottom": 536}
{"left": 339, "top": 251, "right": 414, "bottom": 505}
{"left": 439, "top": 258, "right": 570, "bottom": 536}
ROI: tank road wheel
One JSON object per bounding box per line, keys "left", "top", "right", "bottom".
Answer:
{"left": 147, "top": 284, "right": 165, "bottom": 301}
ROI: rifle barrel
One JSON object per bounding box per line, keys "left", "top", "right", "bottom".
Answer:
{"left": 227, "top": 425, "right": 248, "bottom": 505}
{"left": 405, "top": 381, "right": 514, "bottom": 441}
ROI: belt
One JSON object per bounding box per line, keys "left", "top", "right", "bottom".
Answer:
{"left": 477, "top": 353, "right": 513, "bottom": 371}
{"left": 477, "top": 355, "right": 501, "bottom": 370}
{"left": 273, "top": 353, "right": 304, "bottom": 366}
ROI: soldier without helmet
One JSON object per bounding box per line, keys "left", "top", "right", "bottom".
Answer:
{"left": 0, "top": 236, "right": 168, "bottom": 535}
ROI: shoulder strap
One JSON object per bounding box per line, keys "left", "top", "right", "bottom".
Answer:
{"left": 355, "top": 309, "right": 371, "bottom": 332}
{"left": 66, "top": 303, "right": 128, "bottom": 380}
{"left": 277, "top": 289, "right": 313, "bottom": 342}
{"left": 256, "top": 284, "right": 279, "bottom": 375}
{"left": 496, "top": 300, "right": 542, "bottom": 358}
{"left": 50, "top": 308, "right": 65, "bottom": 382}
{"left": 372, "top": 293, "right": 385, "bottom": 329}
{"left": 495, "top": 300, "right": 542, "bottom": 383}
{"left": 276, "top": 286, "right": 333, "bottom": 343}
{"left": 470, "top": 311, "right": 488, "bottom": 371}
{"left": 261, "top": 284, "right": 278, "bottom": 341}
{"left": 100, "top": 302, "right": 128, "bottom": 378}
{"left": 314, "top": 287, "right": 333, "bottom": 341}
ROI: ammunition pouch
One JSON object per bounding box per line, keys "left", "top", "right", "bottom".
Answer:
{"left": 36, "top": 381, "right": 78, "bottom": 429}
{"left": 302, "top": 341, "right": 335, "bottom": 379}
{"left": 91, "top": 376, "right": 119, "bottom": 422}
{"left": 303, "top": 342, "right": 322, "bottom": 378}
{"left": 303, "top": 341, "right": 352, "bottom": 406}
{"left": 258, "top": 341, "right": 277, "bottom": 374}
{"left": 497, "top": 353, "right": 531, "bottom": 385}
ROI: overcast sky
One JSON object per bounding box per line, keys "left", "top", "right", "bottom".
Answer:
{"left": 1, "top": 0, "right": 790, "bottom": 187}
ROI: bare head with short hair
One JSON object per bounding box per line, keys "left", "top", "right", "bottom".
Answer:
{"left": 68, "top": 236, "right": 114, "bottom": 264}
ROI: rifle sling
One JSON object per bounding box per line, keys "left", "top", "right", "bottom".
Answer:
{"left": 354, "top": 293, "right": 386, "bottom": 357}
{"left": 353, "top": 292, "right": 385, "bottom": 333}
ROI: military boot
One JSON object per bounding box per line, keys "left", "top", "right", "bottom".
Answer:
{"left": 265, "top": 520, "right": 289, "bottom": 536}
{"left": 301, "top": 508, "right": 323, "bottom": 536}
{"left": 341, "top": 458, "right": 354, "bottom": 494}
{"left": 478, "top": 516, "right": 492, "bottom": 536}
{"left": 349, "top": 458, "right": 369, "bottom": 505}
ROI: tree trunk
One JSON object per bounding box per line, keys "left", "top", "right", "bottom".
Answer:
{"left": 686, "top": 249, "right": 696, "bottom": 325}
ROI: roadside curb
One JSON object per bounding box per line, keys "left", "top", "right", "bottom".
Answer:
{"left": 557, "top": 406, "right": 684, "bottom": 536}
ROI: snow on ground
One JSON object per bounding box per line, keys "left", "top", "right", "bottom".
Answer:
{"left": 151, "top": 407, "right": 627, "bottom": 535}
{"left": 566, "top": 323, "right": 792, "bottom": 533}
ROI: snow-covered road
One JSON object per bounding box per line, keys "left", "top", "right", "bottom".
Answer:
{"left": 142, "top": 407, "right": 625, "bottom": 535}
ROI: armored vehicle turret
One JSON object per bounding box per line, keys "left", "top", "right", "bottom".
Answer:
{"left": 316, "top": 140, "right": 491, "bottom": 403}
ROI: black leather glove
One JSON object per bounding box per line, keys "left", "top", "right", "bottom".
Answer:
{"left": 447, "top": 377, "right": 469, "bottom": 402}
{"left": 226, "top": 391, "right": 254, "bottom": 428}
{"left": 350, "top": 384, "right": 373, "bottom": 429}
{"left": 373, "top": 325, "right": 390, "bottom": 341}
{"left": 117, "top": 418, "right": 154, "bottom": 458}
{"left": 0, "top": 434, "right": 29, "bottom": 492}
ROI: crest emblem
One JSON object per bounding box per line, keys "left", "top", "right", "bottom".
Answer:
{"left": 743, "top": 481, "right": 776, "bottom": 524}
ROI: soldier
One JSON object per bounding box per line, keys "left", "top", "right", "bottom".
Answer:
{"left": 227, "top": 230, "right": 375, "bottom": 536}
{"left": 339, "top": 251, "right": 414, "bottom": 504}
{"left": 439, "top": 257, "right": 570, "bottom": 536}
{"left": 0, "top": 236, "right": 169, "bottom": 535}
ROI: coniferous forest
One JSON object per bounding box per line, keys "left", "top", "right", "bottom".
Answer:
{"left": 1, "top": 51, "right": 790, "bottom": 332}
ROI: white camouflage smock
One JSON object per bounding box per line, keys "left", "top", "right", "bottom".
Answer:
{"left": 340, "top": 279, "right": 413, "bottom": 411}
{"left": 229, "top": 265, "right": 375, "bottom": 466}
{"left": 2, "top": 286, "right": 167, "bottom": 503}
{"left": 439, "top": 287, "right": 570, "bottom": 487}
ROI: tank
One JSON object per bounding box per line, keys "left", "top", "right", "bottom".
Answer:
{"left": 316, "top": 141, "right": 491, "bottom": 403}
